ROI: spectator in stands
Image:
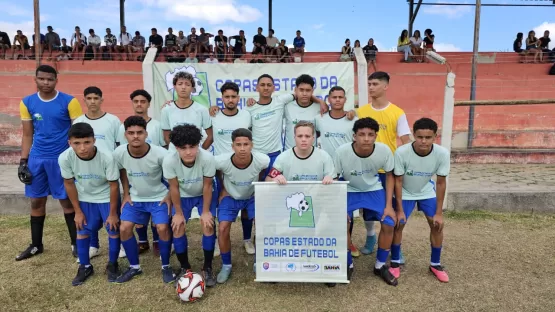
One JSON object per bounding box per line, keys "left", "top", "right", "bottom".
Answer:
{"left": 147, "top": 28, "right": 163, "bottom": 59}
{"left": 253, "top": 27, "right": 267, "bottom": 55}
{"left": 539, "top": 30, "right": 552, "bottom": 62}
{"left": 250, "top": 48, "right": 265, "bottom": 63}
{"left": 214, "top": 29, "right": 227, "bottom": 62}
{"left": 234, "top": 54, "right": 248, "bottom": 63}
{"left": 278, "top": 39, "right": 291, "bottom": 63}
{"left": 57, "top": 38, "right": 71, "bottom": 61}
{"left": 363, "top": 38, "right": 378, "bottom": 70}
{"left": 513, "top": 32, "right": 526, "bottom": 63}
{"left": 166, "top": 50, "right": 186, "bottom": 63}
{"left": 0, "top": 30, "right": 10, "bottom": 59}
{"left": 70, "top": 27, "right": 86, "bottom": 60}
{"left": 11, "top": 30, "right": 30, "bottom": 60}
{"left": 31, "top": 32, "right": 46, "bottom": 59}
{"left": 423, "top": 28, "right": 435, "bottom": 52}
{"left": 132, "top": 31, "right": 145, "bottom": 61}
{"left": 353, "top": 39, "right": 361, "bottom": 57}
{"left": 185, "top": 50, "right": 199, "bottom": 63}
{"left": 199, "top": 27, "right": 214, "bottom": 59}
{"left": 188, "top": 27, "right": 199, "bottom": 53}
{"left": 525, "top": 30, "right": 541, "bottom": 63}
{"left": 88, "top": 29, "right": 101, "bottom": 60}
{"left": 176, "top": 30, "right": 188, "bottom": 53}
{"left": 410, "top": 30, "right": 424, "bottom": 62}
{"left": 165, "top": 27, "right": 178, "bottom": 52}
{"left": 205, "top": 52, "right": 219, "bottom": 64}
{"left": 103, "top": 28, "right": 117, "bottom": 60}
{"left": 266, "top": 29, "right": 279, "bottom": 60}
{"left": 44, "top": 26, "right": 60, "bottom": 60}
{"left": 292, "top": 30, "right": 305, "bottom": 61}
{"left": 229, "top": 30, "right": 246, "bottom": 60}
{"left": 340, "top": 39, "right": 353, "bottom": 62}
{"left": 117, "top": 25, "right": 132, "bottom": 61}
{"left": 397, "top": 29, "right": 413, "bottom": 62}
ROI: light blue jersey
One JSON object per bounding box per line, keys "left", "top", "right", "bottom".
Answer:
{"left": 160, "top": 101, "right": 212, "bottom": 152}
{"left": 73, "top": 113, "right": 121, "bottom": 153}
{"left": 283, "top": 101, "right": 320, "bottom": 150}
{"left": 162, "top": 148, "right": 216, "bottom": 197}
{"left": 272, "top": 147, "right": 334, "bottom": 181}
{"left": 117, "top": 118, "right": 165, "bottom": 146}
{"left": 314, "top": 112, "right": 356, "bottom": 158}
{"left": 212, "top": 110, "right": 251, "bottom": 156}
{"left": 215, "top": 152, "right": 270, "bottom": 200}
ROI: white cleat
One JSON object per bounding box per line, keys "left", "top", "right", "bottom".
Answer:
{"left": 76, "top": 247, "right": 101, "bottom": 263}
{"left": 213, "top": 243, "right": 220, "bottom": 257}
{"left": 119, "top": 244, "right": 127, "bottom": 258}
{"left": 244, "top": 240, "right": 255, "bottom": 255}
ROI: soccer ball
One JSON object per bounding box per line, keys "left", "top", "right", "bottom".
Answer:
{"left": 299, "top": 199, "right": 309, "bottom": 212}
{"left": 176, "top": 271, "right": 205, "bottom": 302}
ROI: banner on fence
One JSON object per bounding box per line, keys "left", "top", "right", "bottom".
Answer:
{"left": 253, "top": 181, "right": 348, "bottom": 283}
{"left": 151, "top": 62, "right": 355, "bottom": 115}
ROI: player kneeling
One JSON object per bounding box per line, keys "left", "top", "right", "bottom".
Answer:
{"left": 59, "top": 123, "right": 121, "bottom": 286}
{"left": 391, "top": 118, "right": 450, "bottom": 283}
{"left": 163, "top": 125, "right": 218, "bottom": 286}
{"left": 215, "top": 128, "right": 270, "bottom": 283}
{"left": 333, "top": 118, "right": 398, "bottom": 286}
{"left": 113, "top": 116, "right": 174, "bottom": 284}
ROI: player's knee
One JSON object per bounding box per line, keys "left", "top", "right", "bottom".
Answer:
{"left": 202, "top": 225, "right": 214, "bottom": 237}
{"left": 173, "top": 224, "right": 185, "bottom": 237}
{"left": 380, "top": 221, "right": 395, "bottom": 234}
{"left": 108, "top": 233, "right": 119, "bottom": 239}
{"left": 119, "top": 222, "right": 134, "bottom": 237}
{"left": 59, "top": 199, "right": 73, "bottom": 209}
{"left": 30, "top": 198, "right": 47, "bottom": 210}
{"left": 77, "top": 234, "right": 89, "bottom": 239}
{"left": 394, "top": 223, "right": 406, "bottom": 232}
{"left": 381, "top": 216, "right": 396, "bottom": 228}
{"left": 218, "top": 222, "right": 231, "bottom": 236}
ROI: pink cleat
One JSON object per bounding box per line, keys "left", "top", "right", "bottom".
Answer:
{"left": 430, "top": 265, "right": 449, "bottom": 283}
{"left": 389, "top": 266, "right": 401, "bottom": 279}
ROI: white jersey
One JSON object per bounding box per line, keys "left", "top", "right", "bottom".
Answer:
{"left": 215, "top": 152, "right": 270, "bottom": 200}
{"left": 212, "top": 110, "right": 251, "bottom": 156}
{"left": 283, "top": 101, "right": 320, "bottom": 150}
{"left": 117, "top": 118, "right": 165, "bottom": 146}
{"left": 73, "top": 113, "right": 121, "bottom": 153}
{"left": 58, "top": 147, "right": 119, "bottom": 203}
{"left": 160, "top": 101, "right": 212, "bottom": 152}
{"left": 246, "top": 94, "right": 294, "bottom": 154}
{"left": 334, "top": 142, "right": 394, "bottom": 192}
{"left": 162, "top": 148, "right": 216, "bottom": 198}
{"left": 314, "top": 112, "right": 356, "bottom": 158}
{"left": 272, "top": 147, "right": 334, "bottom": 181}
{"left": 112, "top": 144, "right": 168, "bottom": 202}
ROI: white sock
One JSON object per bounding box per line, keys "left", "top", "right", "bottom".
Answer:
{"left": 138, "top": 240, "right": 148, "bottom": 243}
{"left": 223, "top": 264, "right": 232, "bottom": 269}
{"left": 375, "top": 261, "right": 385, "bottom": 269}
{"left": 430, "top": 262, "right": 441, "bottom": 267}
{"left": 130, "top": 264, "right": 140, "bottom": 269}
{"left": 84, "top": 264, "right": 91, "bottom": 268}
{"left": 244, "top": 239, "right": 252, "bottom": 243}
{"left": 349, "top": 263, "right": 354, "bottom": 269}
{"left": 365, "top": 221, "right": 376, "bottom": 236}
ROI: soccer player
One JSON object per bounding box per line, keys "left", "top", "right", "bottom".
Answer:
{"left": 314, "top": 86, "right": 357, "bottom": 158}
{"left": 355, "top": 71, "right": 411, "bottom": 260}
{"left": 391, "top": 118, "right": 450, "bottom": 283}
{"left": 212, "top": 82, "right": 255, "bottom": 255}
{"left": 73, "top": 86, "right": 121, "bottom": 260}
{"left": 16, "top": 65, "right": 83, "bottom": 261}
{"left": 163, "top": 125, "right": 217, "bottom": 286}
{"left": 161, "top": 71, "right": 213, "bottom": 152}
{"left": 113, "top": 116, "right": 174, "bottom": 284}
{"left": 215, "top": 128, "right": 270, "bottom": 284}
{"left": 58, "top": 123, "right": 121, "bottom": 285}
{"left": 117, "top": 89, "right": 164, "bottom": 256}
{"left": 333, "top": 118, "right": 398, "bottom": 286}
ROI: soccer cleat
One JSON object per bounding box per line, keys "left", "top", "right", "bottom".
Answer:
{"left": 349, "top": 243, "right": 361, "bottom": 258}
{"left": 72, "top": 245, "right": 78, "bottom": 258}
{"left": 373, "top": 265, "right": 398, "bottom": 286}
{"left": 217, "top": 266, "right": 232, "bottom": 284}
{"left": 72, "top": 264, "right": 94, "bottom": 286}
{"left": 15, "top": 244, "right": 43, "bottom": 261}
{"left": 348, "top": 267, "right": 354, "bottom": 281}
{"left": 244, "top": 240, "right": 255, "bottom": 255}
{"left": 138, "top": 242, "right": 150, "bottom": 254}
{"left": 106, "top": 262, "right": 119, "bottom": 283}
{"left": 152, "top": 241, "right": 160, "bottom": 257}
{"left": 115, "top": 267, "right": 143, "bottom": 283}
{"left": 360, "top": 235, "right": 377, "bottom": 255}
{"left": 430, "top": 265, "right": 449, "bottom": 283}
{"left": 118, "top": 245, "right": 127, "bottom": 258}
{"left": 213, "top": 243, "right": 220, "bottom": 257}
{"left": 162, "top": 266, "right": 176, "bottom": 284}
{"left": 326, "top": 283, "right": 336, "bottom": 287}
{"left": 202, "top": 268, "right": 216, "bottom": 287}
{"left": 389, "top": 263, "right": 401, "bottom": 279}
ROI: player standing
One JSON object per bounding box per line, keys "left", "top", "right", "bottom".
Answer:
{"left": 16, "top": 65, "right": 83, "bottom": 261}
{"left": 113, "top": 116, "right": 174, "bottom": 284}
{"left": 212, "top": 82, "right": 254, "bottom": 255}
{"left": 355, "top": 71, "right": 411, "bottom": 261}
{"left": 163, "top": 125, "right": 218, "bottom": 286}
{"left": 333, "top": 118, "right": 398, "bottom": 286}
{"left": 215, "top": 129, "right": 270, "bottom": 284}
{"left": 117, "top": 89, "right": 164, "bottom": 256}
{"left": 58, "top": 123, "right": 121, "bottom": 285}
{"left": 390, "top": 118, "right": 450, "bottom": 283}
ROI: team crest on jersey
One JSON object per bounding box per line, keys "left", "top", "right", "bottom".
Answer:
{"left": 349, "top": 170, "right": 358, "bottom": 176}
{"left": 164, "top": 66, "right": 210, "bottom": 108}
{"left": 286, "top": 192, "right": 315, "bottom": 228}
{"left": 406, "top": 169, "right": 414, "bottom": 176}
{"left": 33, "top": 113, "right": 43, "bottom": 121}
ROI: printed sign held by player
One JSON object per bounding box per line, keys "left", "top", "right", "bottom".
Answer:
{"left": 286, "top": 192, "right": 315, "bottom": 228}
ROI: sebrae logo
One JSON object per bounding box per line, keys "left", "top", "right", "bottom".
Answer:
{"left": 164, "top": 66, "right": 210, "bottom": 108}
{"left": 286, "top": 192, "right": 315, "bottom": 228}
{"left": 33, "top": 113, "right": 43, "bottom": 121}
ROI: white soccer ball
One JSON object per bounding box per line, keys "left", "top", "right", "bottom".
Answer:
{"left": 176, "top": 271, "right": 205, "bottom": 302}
{"left": 299, "top": 199, "right": 309, "bottom": 212}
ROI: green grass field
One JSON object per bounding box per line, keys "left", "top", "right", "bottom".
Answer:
{"left": 1, "top": 211, "right": 554, "bottom": 312}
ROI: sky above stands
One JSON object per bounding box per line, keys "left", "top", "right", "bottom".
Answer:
{"left": 1, "top": 0, "right": 554, "bottom": 52}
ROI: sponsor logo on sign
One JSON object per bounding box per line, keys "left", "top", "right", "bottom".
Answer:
{"left": 301, "top": 263, "right": 320, "bottom": 273}
{"left": 323, "top": 263, "right": 341, "bottom": 274}
{"left": 281, "top": 262, "right": 300, "bottom": 272}
{"left": 262, "top": 262, "right": 280, "bottom": 272}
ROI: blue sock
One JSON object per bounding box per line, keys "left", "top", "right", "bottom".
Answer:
{"left": 173, "top": 234, "right": 188, "bottom": 254}
{"left": 151, "top": 225, "right": 159, "bottom": 242}
{"left": 108, "top": 236, "right": 120, "bottom": 264}
{"left": 122, "top": 236, "right": 140, "bottom": 266}
{"left": 77, "top": 236, "right": 91, "bottom": 266}
{"left": 241, "top": 218, "right": 253, "bottom": 241}
{"left": 431, "top": 245, "right": 442, "bottom": 265}
{"left": 136, "top": 226, "right": 148, "bottom": 243}
{"left": 376, "top": 248, "right": 389, "bottom": 264}
{"left": 202, "top": 234, "right": 216, "bottom": 251}
{"left": 221, "top": 251, "right": 232, "bottom": 266}
{"left": 159, "top": 239, "right": 172, "bottom": 267}
{"left": 391, "top": 244, "right": 401, "bottom": 263}
{"left": 347, "top": 249, "right": 353, "bottom": 267}
{"left": 90, "top": 231, "right": 100, "bottom": 248}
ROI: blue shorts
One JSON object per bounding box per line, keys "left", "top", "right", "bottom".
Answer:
{"left": 120, "top": 201, "right": 170, "bottom": 225}
{"left": 399, "top": 198, "right": 437, "bottom": 224}
{"left": 77, "top": 201, "right": 119, "bottom": 236}
{"left": 347, "top": 190, "right": 394, "bottom": 227}
{"left": 378, "top": 173, "right": 386, "bottom": 190}
{"left": 262, "top": 150, "right": 281, "bottom": 180}
{"left": 217, "top": 196, "right": 255, "bottom": 222}
{"left": 172, "top": 196, "right": 214, "bottom": 222}
{"left": 211, "top": 177, "right": 220, "bottom": 211}
{"left": 25, "top": 156, "right": 67, "bottom": 199}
